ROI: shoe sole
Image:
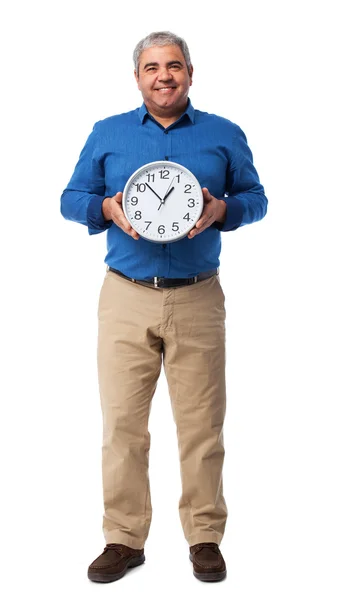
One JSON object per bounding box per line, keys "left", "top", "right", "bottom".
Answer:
{"left": 189, "top": 554, "right": 226, "bottom": 582}
{"left": 88, "top": 554, "right": 145, "bottom": 583}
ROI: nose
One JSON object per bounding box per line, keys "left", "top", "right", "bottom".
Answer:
{"left": 158, "top": 67, "right": 173, "bottom": 82}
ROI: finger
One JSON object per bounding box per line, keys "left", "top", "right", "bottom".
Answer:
{"left": 109, "top": 193, "right": 138, "bottom": 239}
{"left": 112, "top": 209, "right": 131, "bottom": 233}
{"left": 196, "top": 201, "right": 211, "bottom": 229}
{"left": 196, "top": 212, "right": 213, "bottom": 229}
{"left": 121, "top": 218, "right": 132, "bottom": 232}
{"left": 118, "top": 215, "right": 139, "bottom": 239}
{"left": 124, "top": 222, "right": 139, "bottom": 240}
{"left": 112, "top": 196, "right": 130, "bottom": 228}
{"left": 188, "top": 213, "right": 214, "bottom": 237}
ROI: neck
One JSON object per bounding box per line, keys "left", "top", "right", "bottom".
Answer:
{"left": 146, "top": 100, "right": 188, "bottom": 128}
{"left": 152, "top": 115, "right": 180, "bottom": 128}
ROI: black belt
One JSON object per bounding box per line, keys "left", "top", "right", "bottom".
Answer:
{"left": 107, "top": 267, "right": 219, "bottom": 288}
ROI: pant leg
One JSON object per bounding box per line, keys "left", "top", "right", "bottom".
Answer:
{"left": 162, "top": 275, "right": 228, "bottom": 547}
{"left": 97, "top": 270, "right": 163, "bottom": 549}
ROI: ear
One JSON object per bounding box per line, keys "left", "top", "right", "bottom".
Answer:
{"left": 189, "top": 64, "right": 194, "bottom": 86}
{"left": 134, "top": 70, "right": 140, "bottom": 90}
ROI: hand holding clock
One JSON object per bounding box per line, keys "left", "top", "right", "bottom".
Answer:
{"left": 102, "top": 192, "right": 140, "bottom": 240}
{"left": 187, "top": 188, "right": 227, "bottom": 238}
{"left": 102, "top": 188, "right": 225, "bottom": 241}
{"left": 104, "top": 162, "right": 226, "bottom": 242}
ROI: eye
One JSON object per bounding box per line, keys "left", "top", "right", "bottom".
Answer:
{"left": 146, "top": 67, "right": 157, "bottom": 72}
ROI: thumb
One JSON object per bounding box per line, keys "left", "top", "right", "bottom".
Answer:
{"left": 114, "top": 192, "right": 123, "bottom": 204}
{"left": 202, "top": 187, "right": 212, "bottom": 202}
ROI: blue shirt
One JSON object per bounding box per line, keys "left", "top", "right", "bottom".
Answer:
{"left": 60, "top": 100, "right": 268, "bottom": 279}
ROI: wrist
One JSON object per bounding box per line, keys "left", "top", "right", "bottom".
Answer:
{"left": 216, "top": 199, "right": 227, "bottom": 223}
{"left": 102, "top": 197, "right": 112, "bottom": 221}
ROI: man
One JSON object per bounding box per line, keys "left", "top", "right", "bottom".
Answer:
{"left": 60, "top": 31, "right": 268, "bottom": 583}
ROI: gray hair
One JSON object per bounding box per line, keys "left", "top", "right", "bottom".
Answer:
{"left": 133, "top": 31, "right": 192, "bottom": 76}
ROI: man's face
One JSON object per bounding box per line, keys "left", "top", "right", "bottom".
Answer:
{"left": 135, "top": 45, "right": 193, "bottom": 117}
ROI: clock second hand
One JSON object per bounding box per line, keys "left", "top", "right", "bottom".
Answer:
{"left": 158, "top": 176, "right": 176, "bottom": 210}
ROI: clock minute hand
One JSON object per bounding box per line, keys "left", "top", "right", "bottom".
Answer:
{"left": 162, "top": 176, "right": 175, "bottom": 201}
{"left": 145, "top": 183, "right": 163, "bottom": 202}
{"left": 158, "top": 175, "right": 176, "bottom": 210}
{"left": 158, "top": 186, "right": 175, "bottom": 210}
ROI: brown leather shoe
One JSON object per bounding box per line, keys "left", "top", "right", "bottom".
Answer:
{"left": 88, "top": 543, "right": 145, "bottom": 583}
{"left": 189, "top": 542, "right": 226, "bottom": 582}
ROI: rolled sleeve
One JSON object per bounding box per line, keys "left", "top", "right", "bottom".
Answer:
{"left": 214, "top": 124, "right": 268, "bottom": 231}
{"left": 60, "top": 122, "right": 112, "bottom": 235}
{"left": 213, "top": 195, "right": 245, "bottom": 232}
{"left": 87, "top": 194, "right": 112, "bottom": 235}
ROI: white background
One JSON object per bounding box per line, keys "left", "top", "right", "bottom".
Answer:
{"left": 1, "top": 0, "right": 341, "bottom": 598}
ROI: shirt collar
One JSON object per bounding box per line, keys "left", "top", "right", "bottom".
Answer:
{"left": 138, "top": 98, "right": 195, "bottom": 125}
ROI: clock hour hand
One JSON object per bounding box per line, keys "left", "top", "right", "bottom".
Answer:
{"left": 158, "top": 186, "right": 175, "bottom": 210}
{"left": 145, "top": 183, "right": 163, "bottom": 202}
{"left": 163, "top": 186, "right": 175, "bottom": 202}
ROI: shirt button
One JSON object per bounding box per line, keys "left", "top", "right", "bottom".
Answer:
{"left": 165, "top": 156, "right": 169, "bottom": 160}
{"left": 164, "top": 130, "right": 168, "bottom": 134}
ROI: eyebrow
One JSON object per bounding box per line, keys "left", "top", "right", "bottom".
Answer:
{"left": 143, "top": 60, "right": 183, "bottom": 70}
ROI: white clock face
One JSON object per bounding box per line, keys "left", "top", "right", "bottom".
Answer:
{"left": 122, "top": 161, "right": 204, "bottom": 243}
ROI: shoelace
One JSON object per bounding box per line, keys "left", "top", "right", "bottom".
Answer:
{"left": 104, "top": 543, "right": 126, "bottom": 556}
{"left": 192, "top": 542, "right": 220, "bottom": 554}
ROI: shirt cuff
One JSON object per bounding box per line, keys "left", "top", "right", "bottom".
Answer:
{"left": 213, "top": 196, "right": 244, "bottom": 232}
{"left": 87, "top": 195, "right": 112, "bottom": 235}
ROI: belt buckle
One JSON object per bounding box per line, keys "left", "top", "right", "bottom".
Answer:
{"left": 154, "top": 276, "right": 167, "bottom": 288}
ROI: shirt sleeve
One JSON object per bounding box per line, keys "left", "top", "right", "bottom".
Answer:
{"left": 60, "top": 122, "right": 112, "bottom": 235}
{"left": 214, "top": 124, "right": 268, "bottom": 232}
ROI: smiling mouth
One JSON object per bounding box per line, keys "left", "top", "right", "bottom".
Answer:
{"left": 155, "top": 87, "right": 176, "bottom": 91}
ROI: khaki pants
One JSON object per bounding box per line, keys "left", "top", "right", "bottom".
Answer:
{"left": 97, "top": 269, "right": 227, "bottom": 549}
